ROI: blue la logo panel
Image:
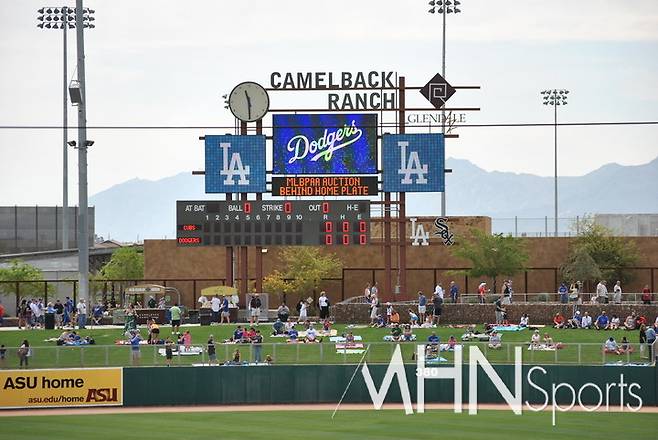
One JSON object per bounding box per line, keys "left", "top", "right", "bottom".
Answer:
{"left": 382, "top": 133, "right": 445, "bottom": 192}
{"left": 205, "top": 135, "right": 266, "bottom": 193}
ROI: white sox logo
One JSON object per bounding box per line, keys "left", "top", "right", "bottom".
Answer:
{"left": 433, "top": 217, "right": 454, "bottom": 246}
{"left": 219, "top": 142, "right": 250, "bottom": 185}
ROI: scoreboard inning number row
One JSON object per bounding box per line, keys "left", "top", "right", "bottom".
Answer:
{"left": 176, "top": 200, "right": 370, "bottom": 247}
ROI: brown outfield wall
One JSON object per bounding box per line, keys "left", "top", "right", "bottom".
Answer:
{"left": 333, "top": 303, "right": 658, "bottom": 325}
{"left": 144, "top": 216, "right": 658, "bottom": 307}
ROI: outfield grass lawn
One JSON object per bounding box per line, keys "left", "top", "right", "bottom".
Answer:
{"left": 1, "top": 410, "right": 656, "bottom": 440}
{"left": 0, "top": 323, "right": 652, "bottom": 369}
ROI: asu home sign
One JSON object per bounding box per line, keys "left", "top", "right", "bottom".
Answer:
{"left": 0, "top": 368, "right": 123, "bottom": 408}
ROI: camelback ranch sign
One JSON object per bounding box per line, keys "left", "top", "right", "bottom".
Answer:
{"left": 273, "top": 113, "right": 378, "bottom": 175}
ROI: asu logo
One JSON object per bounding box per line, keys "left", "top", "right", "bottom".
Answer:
{"left": 86, "top": 388, "right": 118, "bottom": 403}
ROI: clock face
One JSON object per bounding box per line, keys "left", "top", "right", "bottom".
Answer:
{"left": 228, "top": 82, "right": 270, "bottom": 122}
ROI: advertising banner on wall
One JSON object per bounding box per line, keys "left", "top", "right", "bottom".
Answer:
{"left": 0, "top": 367, "right": 123, "bottom": 409}
{"left": 205, "top": 135, "right": 266, "bottom": 193}
{"left": 273, "top": 114, "right": 378, "bottom": 175}
{"left": 382, "top": 133, "right": 445, "bottom": 192}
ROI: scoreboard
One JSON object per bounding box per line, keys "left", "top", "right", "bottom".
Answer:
{"left": 176, "top": 200, "right": 370, "bottom": 247}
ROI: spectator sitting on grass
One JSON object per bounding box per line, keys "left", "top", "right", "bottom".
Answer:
{"left": 305, "top": 325, "right": 319, "bottom": 343}
{"left": 581, "top": 312, "right": 593, "bottom": 329}
{"left": 272, "top": 319, "right": 284, "bottom": 336}
{"left": 232, "top": 326, "right": 244, "bottom": 342}
{"left": 390, "top": 310, "right": 401, "bottom": 325}
{"left": 403, "top": 324, "right": 414, "bottom": 342}
{"left": 427, "top": 331, "right": 439, "bottom": 345}
{"left": 232, "top": 348, "right": 241, "bottom": 364}
{"left": 610, "top": 315, "right": 620, "bottom": 330}
{"left": 543, "top": 333, "right": 555, "bottom": 349}
{"left": 604, "top": 337, "right": 621, "bottom": 355}
{"left": 277, "top": 303, "right": 290, "bottom": 322}
{"left": 624, "top": 313, "right": 637, "bottom": 330}
{"left": 530, "top": 330, "right": 541, "bottom": 348}
{"left": 553, "top": 313, "right": 565, "bottom": 329}
{"left": 488, "top": 331, "right": 502, "bottom": 349}
{"left": 243, "top": 327, "right": 257, "bottom": 342}
{"left": 182, "top": 330, "right": 192, "bottom": 351}
{"left": 595, "top": 311, "right": 610, "bottom": 330}
{"left": 519, "top": 313, "right": 529, "bottom": 328}
{"left": 322, "top": 319, "right": 331, "bottom": 333}
{"left": 288, "top": 326, "right": 299, "bottom": 343}
{"left": 448, "top": 335, "right": 457, "bottom": 349}
{"left": 567, "top": 311, "right": 581, "bottom": 329}
{"left": 345, "top": 332, "right": 355, "bottom": 344}
{"left": 390, "top": 323, "right": 402, "bottom": 342}
{"left": 374, "top": 314, "right": 386, "bottom": 328}
{"left": 620, "top": 336, "right": 633, "bottom": 354}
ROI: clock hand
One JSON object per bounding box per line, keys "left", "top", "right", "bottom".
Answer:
{"left": 244, "top": 90, "right": 252, "bottom": 119}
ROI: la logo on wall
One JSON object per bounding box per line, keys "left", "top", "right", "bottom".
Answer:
{"left": 204, "top": 135, "right": 266, "bottom": 193}
{"left": 382, "top": 134, "right": 445, "bottom": 193}
{"left": 410, "top": 218, "right": 430, "bottom": 246}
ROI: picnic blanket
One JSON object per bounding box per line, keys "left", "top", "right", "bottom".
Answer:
{"left": 527, "top": 344, "right": 563, "bottom": 351}
{"left": 64, "top": 340, "right": 91, "bottom": 346}
{"left": 329, "top": 336, "right": 363, "bottom": 342}
{"left": 115, "top": 340, "right": 150, "bottom": 345}
{"left": 426, "top": 357, "right": 449, "bottom": 364}
{"left": 383, "top": 334, "right": 417, "bottom": 342}
{"left": 493, "top": 325, "right": 526, "bottom": 332}
{"left": 461, "top": 333, "right": 491, "bottom": 341}
{"left": 298, "top": 329, "right": 337, "bottom": 338}
{"left": 158, "top": 346, "right": 203, "bottom": 356}
{"left": 335, "top": 343, "right": 365, "bottom": 349}
{"left": 439, "top": 343, "right": 462, "bottom": 352}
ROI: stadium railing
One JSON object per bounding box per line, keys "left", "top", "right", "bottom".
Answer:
{"left": 0, "top": 340, "right": 654, "bottom": 370}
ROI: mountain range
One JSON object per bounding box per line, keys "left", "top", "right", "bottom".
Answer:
{"left": 90, "top": 157, "right": 658, "bottom": 242}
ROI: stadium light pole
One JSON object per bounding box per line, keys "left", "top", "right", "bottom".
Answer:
{"left": 73, "top": 0, "right": 95, "bottom": 304}
{"left": 541, "top": 89, "right": 569, "bottom": 237}
{"left": 428, "top": 0, "right": 461, "bottom": 217}
{"left": 37, "top": 6, "right": 76, "bottom": 249}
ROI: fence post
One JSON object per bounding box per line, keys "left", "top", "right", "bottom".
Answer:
{"left": 105, "top": 345, "right": 109, "bottom": 367}
{"left": 319, "top": 342, "right": 323, "bottom": 363}
{"left": 56, "top": 345, "right": 60, "bottom": 368}
{"left": 296, "top": 343, "right": 300, "bottom": 363}
{"left": 514, "top": 216, "right": 518, "bottom": 237}
{"left": 544, "top": 216, "right": 548, "bottom": 237}
{"left": 578, "top": 343, "right": 581, "bottom": 364}
{"left": 506, "top": 342, "right": 510, "bottom": 363}
{"left": 80, "top": 346, "right": 84, "bottom": 367}
{"left": 272, "top": 343, "right": 276, "bottom": 363}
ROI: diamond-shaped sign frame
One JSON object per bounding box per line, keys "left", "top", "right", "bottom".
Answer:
{"left": 420, "top": 73, "right": 456, "bottom": 109}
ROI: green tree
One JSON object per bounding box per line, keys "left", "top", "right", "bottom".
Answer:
{"left": 262, "top": 247, "right": 342, "bottom": 304}
{"left": 0, "top": 259, "right": 53, "bottom": 299}
{"left": 570, "top": 218, "right": 639, "bottom": 284}
{"left": 449, "top": 229, "right": 528, "bottom": 293}
{"left": 560, "top": 247, "right": 602, "bottom": 285}
{"left": 97, "top": 247, "right": 144, "bottom": 280}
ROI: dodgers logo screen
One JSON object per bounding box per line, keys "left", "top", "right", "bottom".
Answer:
{"left": 273, "top": 114, "right": 378, "bottom": 175}
{"left": 382, "top": 133, "right": 445, "bottom": 192}
{"left": 205, "top": 135, "right": 266, "bottom": 193}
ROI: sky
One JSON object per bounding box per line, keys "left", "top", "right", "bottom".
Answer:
{"left": 0, "top": 0, "right": 657, "bottom": 206}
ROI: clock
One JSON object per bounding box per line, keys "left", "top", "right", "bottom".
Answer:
{"left": 228, "top": 81, "right": 270, "bottom": 122}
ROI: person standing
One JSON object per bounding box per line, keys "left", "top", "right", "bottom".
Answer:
{"left": 210, "top": 295, "right": 221, "bottom": 324}
{"left": 30, "top": 299, "right": 42, "bottom": 329}
{"left": 558, "top": 282, "right": 568, "bottom": 304}
{"left": 63, "top": 297, "right": 74, "bottom": 328}
{"left": 502, "top": 280, "right": 513, "bottom": 305}
{"left": 417, "top": 291, "right": 427, "bottom": 324}
{"left": 364, "top": 283, "right": 372, "bottom": 302}
{"left": 596, "top": 280, "right": 609, "bottom": 304}
{"left": 220, "top": 296, "right": 231, "bottom": 324}
{"left": 646, "top": 325, "right": 657, "bottom": 360}
{"left": 249, "top": 293, "right": 262, "bottom": 326}
{"left": 17, "top": 340, "right": 30, "bottom": 369}
{"left": 318, "top": 291, "right": 330, "bottom": 320}
{"left": 477, "top": 282, "right": 488, "bottom": 304}
{"left": 449, "top": 281, "right": 459, "bottom": 303}
{"left": 76, "top": 298, "right": 87, "bottom": 329}
{"left": 54, "top": 299, "right": 64, "bottom": 329}
{"left": 169, "top": 303, "right": 182, "bottom": 335}
{"left": 434, "top": 282, "right": 444, "bottom": 301}
{"left": 130, "top": 331, "right": 142, "bottom": 366}
{"left": 369, "top": 294, "right": 379, "bottom": 326}
{"left": 613, "top": 281, "right": 623, "bottom": 304}
{"left": 277, "top": 303, "right": 290, "bottom": 322}
{"left": 207, "top": 335, "right": 217, "bottom": 366}
{"left": 432, "top": 292, "right": 443, "bottom": 325}
{"left": 252, "top": 329, "right": 263, "bottom": 363}
{"left": 494, "top": 296, "right": 505, "bottom": 325}
{"left": 0, "top": 301, "right": 4, "bottom": 327}
{"left": 639, "top": 324, "right": 647, "bottom": 358}
{"left": 298, "top": 299, "right": 308, "bottom": 322}
{"left": 164, "top": 337, "right": 174, "bottom": 367}
{"left": 641, "top": 285, "right": 652, "bottom": 304}
{"left": 371, "top": 282, "right": 379, "bottom": 299}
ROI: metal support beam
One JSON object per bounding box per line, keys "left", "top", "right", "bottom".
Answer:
{"left": 255, "top": 118, "right": 263, "bottom": 293}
